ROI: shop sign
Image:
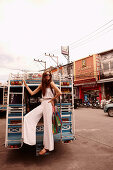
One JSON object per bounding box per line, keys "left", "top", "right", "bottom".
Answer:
{"left": 74, "top": 78, "right": 96, "bottom": 85}
{"left": 74, "top": 55, "right": 96, "bottom": 82}
{"left": 82, "top": 83, "right": 98, "bottom": 89}
{"left": 61, "top": 46, "right": 69, "bottom": 55}
{"left": 78, "top": 65, "right": 91, "bottom": 71}
{"left": 82, "top": 59, "right": 86, "bottom": 68}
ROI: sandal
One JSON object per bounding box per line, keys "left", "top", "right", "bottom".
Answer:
{"left": 39, "top": 148, "right": 49, "bottom": 155}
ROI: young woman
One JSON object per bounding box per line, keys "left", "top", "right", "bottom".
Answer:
{"left": 23, "top": 71, "right": 62, "bottom": 155}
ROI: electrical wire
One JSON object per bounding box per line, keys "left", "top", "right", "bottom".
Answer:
{"left": 0, "top": 64, "right": 39, "bottom": 72}
{"left": 70, "top": 24, "right": 113, "bottom": 50}
{"left": 5, "top": 19, "right": 111, "bottom": 72}
{"left": 70, "top": 19, "right": 113, "bottom": 47}
{"left": 36, "top": 19, "right": 113, "bottom": 57}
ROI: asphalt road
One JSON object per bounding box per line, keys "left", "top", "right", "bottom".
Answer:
{"left": 0, "top": 108, "right": 113, "bottom": 170}
{"left": 75, "top": 107, "right": 113, "bottom": 148}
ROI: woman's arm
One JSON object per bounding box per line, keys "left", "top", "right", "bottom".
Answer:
{"left": 49, "top": 81, "right": 62, "bottom": 101}
{"left": 23, "top": 80, "right": 42, "bottom": 96}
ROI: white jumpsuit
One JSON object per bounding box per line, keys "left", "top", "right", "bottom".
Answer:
{"left": 23, "top": 88, "right": 54, "bottom": 151}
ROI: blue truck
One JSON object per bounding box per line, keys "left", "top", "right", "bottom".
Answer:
{"left": 5, "top": 73, "right": 75, "bottom": 155}
{"left": 0, "top": 84, "right": 8, "bottom": 114}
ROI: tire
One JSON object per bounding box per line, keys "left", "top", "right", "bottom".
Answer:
{"left": 96, "top": 105, "right": 100, "bottom": 109}
{"left": 92, "top": 103, "right": 96, "bottom": 109}
{"left": 108, "top": 108, "right": 113, "bottom": 117}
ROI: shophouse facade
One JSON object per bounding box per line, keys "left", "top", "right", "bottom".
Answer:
{"left": 47, "top": 49, "right": 113, "bottom": 102}
{"left": 50, "top": 62, "right": 73, "bottom": 77}
{"left": 97, "top": 49, "right": 113, "bottom": 100}
{"left": 74, "top": 55, "right": 101, "bottom": 102}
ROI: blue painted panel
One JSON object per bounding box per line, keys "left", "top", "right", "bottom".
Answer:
{"left": 0, "top": 107, "right": 7, "bottom": 109}
{"left": 8, "top": 133, "right": 22, "bottom": 140}
{"left": 54, "top": 132, "right": 74, "bottom": 141}
{"left": 62, "top": 124, "right": 72, "bottom": 133}
{"left": 8, "top": 126, "right": 22, "bottom": 133}
{"left": 9, "top": 104, "right": 24, "bottom": 107}
{"left": 61, "top": 111, "right": 72, "bottom": 115}
{"left": 8, "top": 112, "right": 22, "bottom": 116}
{"left": 8, "top": 112, "right": 26, "bottom": 117}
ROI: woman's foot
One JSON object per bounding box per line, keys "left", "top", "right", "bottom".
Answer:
{"left": 39, "top": 148, "right": 48, "bottom": 155}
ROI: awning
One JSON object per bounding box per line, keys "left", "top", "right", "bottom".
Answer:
{"left": 74, "top": 78, "right": 96, "bottom": 86}
{"left": 74, "top": 81, "right": 97, "bottom": 86}
{"left": 97, "top": 77, "right": 113, "bottom": 83}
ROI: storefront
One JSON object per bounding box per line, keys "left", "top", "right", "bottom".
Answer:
{"left": 104, "top": 81, "right": 113, "bottom": 99}
{"left": 79, "top": 83, "right": 101, "bottom": 102}
{"left": 97, "top": 78, "right": 113, "bottom": 100}
{"left": 98, "top": 49, "right": 113, "bottom": 100}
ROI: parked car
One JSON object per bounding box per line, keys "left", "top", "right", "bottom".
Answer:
{"left": 104, "top": 103, "right": 113, "bottom": 117}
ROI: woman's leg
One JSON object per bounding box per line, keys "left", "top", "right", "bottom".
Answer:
{"left": 42, "top": 101, "right": 54, "bottom": 151}
{"left": 24, "top": 104, "right": 43, "bottom": 145}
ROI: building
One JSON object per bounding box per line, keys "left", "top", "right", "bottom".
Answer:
{"left": 46, "top": 48, "right": 113, "bottom": 102}
{"left": 97, "top": 49, "right": 113, "bottom": 100}
{"left": 73, "top": 55, "right": 101, "bottom": 102}
{"left": 50, "top": 62, "right": 73, "bottom": 77}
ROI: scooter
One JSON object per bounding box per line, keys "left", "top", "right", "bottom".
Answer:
{"left": 92, "top": 100, "right": 100, "bottom": 109}
{"left": 83, "top": 100, "right": 91, "bottom": 107}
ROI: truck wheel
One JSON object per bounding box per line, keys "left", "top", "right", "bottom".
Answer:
{"left": 108, "top": 108, "right": 113, "bottom": 117}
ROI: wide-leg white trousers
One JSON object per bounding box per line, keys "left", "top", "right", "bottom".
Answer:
{"left": 23, "top": 100, "right": 54, "bottom": 151}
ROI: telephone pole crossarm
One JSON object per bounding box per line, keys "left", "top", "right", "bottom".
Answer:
{"left": 45, "top": 53, "right": 58, "bottom": 67}
{"left": 34, "top": 59, "right": 46, "bottom": 70}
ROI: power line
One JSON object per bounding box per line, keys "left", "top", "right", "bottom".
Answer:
{"left": 45, "top": 53, "right": 59, "bottom": 66}
{"left": 0, "top": 62, "right": 41, "bottom": 72}
{"left": 0, "top": 65, "right": 33, "bottom": 72}
{"left": 70, "top": 26, "right": 113, "bottom": 50}
{"left": 70, "top": 23, "right": 113, "bottom": 49}
{"left": 69, "top": 19, "right": 113, "bottom": 47}
{"left": 36, "top": 53, "right": 45, "bottom": 60}
{"left": 34, "top": 59, "right": 46, "bottom": 70}
{"left": 33, "top": 19, "right": 113, "bottom": 65}
{"left": 41, "top": 20, "right": 113, "bottom": 56}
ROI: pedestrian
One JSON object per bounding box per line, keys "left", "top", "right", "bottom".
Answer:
{"left": 23, "top": 71, "right": 62, "bottom": 155}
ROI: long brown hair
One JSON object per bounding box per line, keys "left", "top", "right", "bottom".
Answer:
{"left": 41, "top": 71, "right": 52, "bottom": 96}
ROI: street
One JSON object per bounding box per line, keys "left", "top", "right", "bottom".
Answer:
{"left": 75, "top": 107, "right": 113, "bottom": 148}
{"left": 0, "top": 108, "right": 113, "bottom": 170}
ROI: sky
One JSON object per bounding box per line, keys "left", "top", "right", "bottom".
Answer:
{"left": 0, "top": 0, "right": 113, "bottom": 83}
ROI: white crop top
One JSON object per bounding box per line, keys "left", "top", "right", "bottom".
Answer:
{"left": 42, "top": 88, "right": 54, "bottom": 99}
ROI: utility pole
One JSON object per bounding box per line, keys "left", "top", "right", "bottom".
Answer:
{"left": 34, "top": 59, "right": 46, "bottom": 70}
{"left": 45, "top": 53, "right": 59, "bottom": 75}
{"left": 45, "top": 53, "right": 58, "bottom": 67}
{"left": 61, "top": 46, "right": 70, "bottom": 75}
{"left": 62, "top": 53, "right": 70, "bottom": 64}
{"left": 61, "top": 46, "right": 70, "bottom": 64}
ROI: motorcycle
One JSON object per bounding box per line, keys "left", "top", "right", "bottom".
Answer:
{"left": 83, "top": 100, "right": 91, "bottom": 107}
{"left": 92, "top": 100, "right": 100, "bottom": 109}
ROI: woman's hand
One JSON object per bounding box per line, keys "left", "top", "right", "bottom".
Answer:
{"left": 48, "top": 99, "right": 54, "bottom": 107}
{"left": 22, "top": 80, "right": 26, "bottom": 86}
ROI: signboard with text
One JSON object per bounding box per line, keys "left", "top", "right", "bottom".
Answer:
{"left": 61, "top": 46, "right": 69, "bottom": 55}
{"left": 74, "top": 55, "right": 97, "bottom": 85}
